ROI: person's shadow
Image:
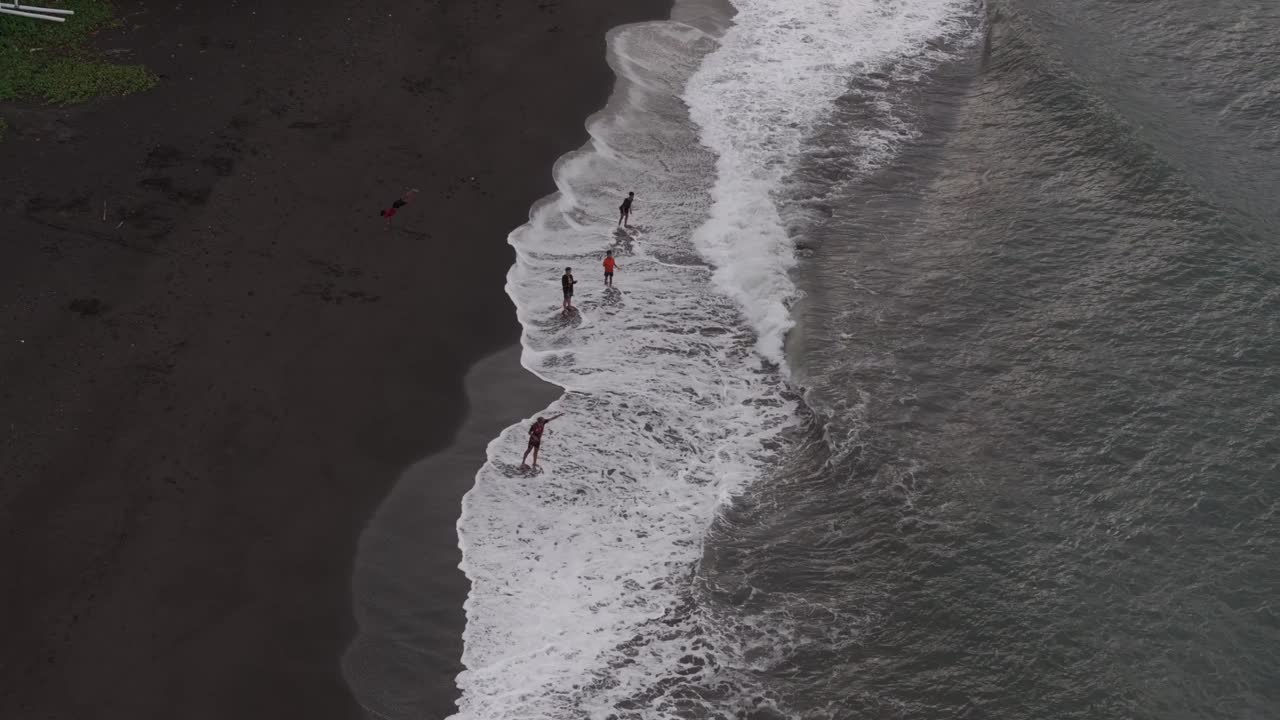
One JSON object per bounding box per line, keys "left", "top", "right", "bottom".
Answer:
{"left": 494, "top": 460, "right": 543, "bottom": 477}
{"left": 613, "top": 227, "right": 638, "bottom": 254}
{"left": 555, "top": 306, "right": 583, "bottom": 328}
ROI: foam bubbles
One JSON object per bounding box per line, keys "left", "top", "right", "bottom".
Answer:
{"left": 455, "top": 20, "right": 796, "bottom": 718}
{"left": 685, "top": 0, "right": 976, "bottom": 364}
{"left": 453, "top": 0, "right": 976, "bottom": 716}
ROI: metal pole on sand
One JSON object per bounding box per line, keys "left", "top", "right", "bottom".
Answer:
{"left": 0, "top": 1, "right": 76, "bottom": 22}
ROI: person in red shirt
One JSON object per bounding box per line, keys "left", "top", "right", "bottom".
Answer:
{"left": 603, "top": 249, "right": 620, "bottom": 287}
{"left": 521, "top": 413, "right": 563, "bottom": 470}
{"left": 380, "top": 188, "right": 419, "bottom": 229}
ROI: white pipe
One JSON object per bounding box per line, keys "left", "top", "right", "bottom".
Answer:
{"left": 0, "top": 6, "right": 66, "bottom": 20}
{"left": 3, "top": 2, "right": 76, "bottom": 14}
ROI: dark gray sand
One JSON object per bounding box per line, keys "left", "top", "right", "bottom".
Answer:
{"left": 0, "top": 0, "right": 668, "bottom": 717}
{"left": 343, "top": 345, "right": 559, "bottom": 719}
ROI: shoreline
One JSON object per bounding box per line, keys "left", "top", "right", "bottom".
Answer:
{"left": 343, "top": 345, "right": 560, "bottom": 719}
{"left": 0, "top": 0, "right": 670, "bottom": 717}
{"left": 343, "top": 2, "right": 690, "bottom": 711}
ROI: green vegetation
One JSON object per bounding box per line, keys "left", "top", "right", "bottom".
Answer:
{"left": 0, "top": 0, "right": 155, "bottom": 105}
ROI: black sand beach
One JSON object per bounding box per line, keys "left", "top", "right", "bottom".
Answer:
{"left": 344, "top": 345, "right": 560, "bottom": 719}
{"left": 0, "top": 0, "right": 666, "bottom": 717}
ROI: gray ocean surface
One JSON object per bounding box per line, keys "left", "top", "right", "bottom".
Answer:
{"left": 701, "top": 0, "right": 1280, "bottom": 717}
{"left": 345, "top": 0, "right": 1278, "bottom": 716}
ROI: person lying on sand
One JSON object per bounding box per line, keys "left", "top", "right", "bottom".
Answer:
{"left": 380, "top": 188, "right": 419, "bottom": 229}
{"left": 521, "top": 413, "right": 564, "bottom": 470}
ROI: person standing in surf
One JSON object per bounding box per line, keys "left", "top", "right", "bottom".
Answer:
{"left": 521, "top": 413, "right": 563, "bottom": 470}
{"left": 561, "top": 267, "right": 577, "bottom": 313}
{"left": 618, "top": 191, "right": 634, "bottom": 227}
{"left": 603, "top": 250, "right": 619, "bottom": 287}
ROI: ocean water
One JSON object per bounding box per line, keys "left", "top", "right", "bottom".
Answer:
{"left": 447, "top": 0, "right": 1279, "bottom": 717}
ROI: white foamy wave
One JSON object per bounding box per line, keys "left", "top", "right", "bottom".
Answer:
{"left": 453, "top": 0, "right": 976, "bottom": 717}
{"left": 685, "top": 0, "right": 975, "bottom": 363}
{"left": 455, "top": 19, "right": 799, "bottom": 719}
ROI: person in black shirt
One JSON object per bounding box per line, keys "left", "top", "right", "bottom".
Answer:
{"left": 561, "top": 267, "right": 577, "bottom": 313}
{"left": 618, "top": 192, "right": 635, "bottom": 227}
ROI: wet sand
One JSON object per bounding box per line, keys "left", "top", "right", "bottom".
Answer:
{"left": 0, "top": 0, "right": 667, "bottom": 717}
{"left": 343, "top": 345, "right": 560, "bottom": 719}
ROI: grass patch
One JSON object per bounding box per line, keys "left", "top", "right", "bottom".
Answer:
{"left": 0, "top": 0, "right": 155, "bottom": 104}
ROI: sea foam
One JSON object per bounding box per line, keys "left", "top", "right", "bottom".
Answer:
{"left": 453, "top": 0, "right": 974, "bottom": 716}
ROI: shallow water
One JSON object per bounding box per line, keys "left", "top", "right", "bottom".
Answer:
{"left": 372, "top": 0, "right": 1280, "bottom": 716}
